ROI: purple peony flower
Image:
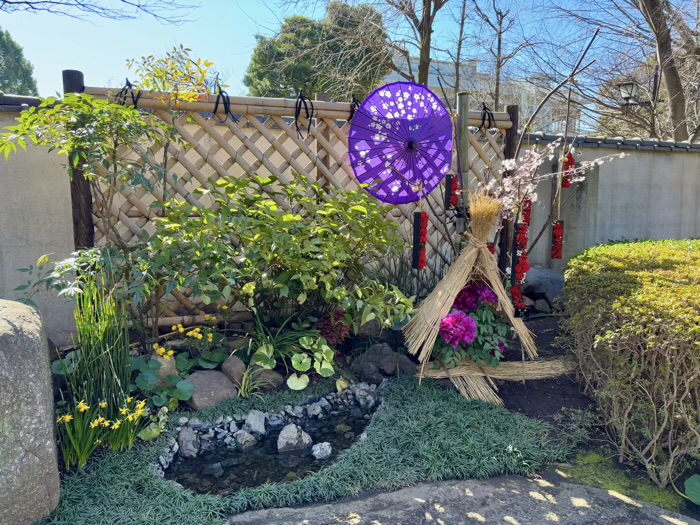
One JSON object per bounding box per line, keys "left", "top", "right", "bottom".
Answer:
{"left": 439, "top": 311, "right": 478, "bottom": 349}
{"left": 453, "top": 284, "right": 479, "bottom": 313}
{"left": 477, "top": 284, "right": 499, "bottom": 305}
{"left": 497, "top": 341, "right": 508, "bottom": 354}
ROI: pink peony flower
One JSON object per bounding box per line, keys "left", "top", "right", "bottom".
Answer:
{"left": 453, "top": 285, "right": 479, "bottom": 313}
{"left": 477, "top": 284, "right": 498, "bottom": 305}
{"left": 439, "top": 311, "right": 478, "bottom": 348}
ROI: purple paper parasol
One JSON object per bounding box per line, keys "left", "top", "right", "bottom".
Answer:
{"left": 348, "top": 82, "right": 453, "bottom": 205}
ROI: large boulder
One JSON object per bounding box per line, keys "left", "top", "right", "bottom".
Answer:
{"left": 186, "top": 370, "right": 238, "bottom": 410}
{"left": 221, "top": 355, "right": 246, "bottom": 386}
{"left": 351, "top": 343, "right": 416, "bottom": 384}
{"left": 152, "top": 354, "right": 177, "bottom": 386}
{"left": 277, "top": 424, "right": 313, "bottom": 453}
{"left": 249, "top": 365, "right": 285, "bottom": 392}
{"left": 0, "top": 300, "right": 60, "bottom": 525}
{"left": 522, "top": 268, "right": 565, "bottom": 311}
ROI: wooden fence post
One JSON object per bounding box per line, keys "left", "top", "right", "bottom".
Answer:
{"left": 456, "top": 92, "right": 470, "bottom": 235}
{"left": 498, "top": 104, "right": 519, "bottom": 278}
{"left": 62, "top": 70, "right": 94, "bottom": 250}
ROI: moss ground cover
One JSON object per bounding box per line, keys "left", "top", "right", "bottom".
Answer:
{"left": 45, "top": 378, "right": 572, "bottom": 525}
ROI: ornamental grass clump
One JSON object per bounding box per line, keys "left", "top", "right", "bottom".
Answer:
{"left": 564, "top": 240, "right": 700, "bottom": 487}
{"left": 54, "top": 274, "right": 146, "bottom": 469}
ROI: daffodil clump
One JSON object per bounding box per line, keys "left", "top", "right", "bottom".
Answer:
{"left": 56, "top": 397, "right": 148, "bottom": 470}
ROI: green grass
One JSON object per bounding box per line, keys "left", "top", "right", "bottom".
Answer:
{"left": 45, "top": 378, "right": 573, "bottom": 525}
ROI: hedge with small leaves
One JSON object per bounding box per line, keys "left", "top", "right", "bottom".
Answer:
{"left": 564, "top": 240, "right": 700, "bottom": 487}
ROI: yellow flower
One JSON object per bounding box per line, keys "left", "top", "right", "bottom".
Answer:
{"left": 126, "top": 414, "right": 135, "bottom": 422}
{"left": 77, "top": 401, "right": 90, "bottom": 413}
{"left": 221, "top": 305, "right": 229, "bottom": 310}
{"left": 207, "top": 334, "right": 214, "bottom": 343}
{"left": 99, "top": 401, "right": 108, "bottom": 409}
{"left": 136, "top": 400, "right": 147, "bottom": 410}
{"left": 127, "top": 396, "right": 134, "bottom": 403}
{"left": 103, "top": 420, "right": 111, "bottom": 428}
{"left": 64, "top": 414, "right": 74, "bottom": 423}
{"left": 56, "top": 416, "right": 65, "bottom": 424}
{"left": 178, "top": 324, "right": 184, "bottom": 333}
{"left": 120, "top": 408, "right": 129, "bottom": 416}
{"left": 112, "top": 419, "right": 122, "bottom": 430}
{"left": 196, "top": 333, "right": 203, "bottom": 340}
{"left": 153, "top": 343, "right": 160, "bottom": 350}
{"left": 171, "top": 325, "right": 178, "bottom": 331}
{"left": 90, "top": 419, "right": 101, "bottom": 429}
{"left": 163, "top": 354, "right": 171, "bottom": 361}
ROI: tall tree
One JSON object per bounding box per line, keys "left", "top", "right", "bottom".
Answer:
{"left": 271, "top": 0, "right": 449, "bottom": 88}
{"left": 0, "top": 0, "right": 192, "bottom": 22}
{"left": 244, "top": 3, "right": 391, "bottom": 100}
{"left": 545, "top": 0, "right": 700, "bottom": 141}
{"left": 0, "top": 27, "right": 38, "bottom": 95}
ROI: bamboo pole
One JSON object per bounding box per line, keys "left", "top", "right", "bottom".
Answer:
{"left": 84, "top": 85, "right": 512, "bottom": 128}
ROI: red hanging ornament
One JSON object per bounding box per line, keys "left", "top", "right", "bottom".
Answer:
{"left": 562, "top": 152, "right": 575, "bottom": 188}
{"left": 551, "top": 220, "right": 564, "bottom": 259}
{"left": 510, "top": 285, "right": 527, "bottom": 309}
{"left": 487, "top": 242, "right": 496, "bottom": 255}
{"left": 449, "top": 177, "right": 461, "bottom": 208}
{"left": 419, "top": 211, "right": 429, "bottom": 244}
{"left": 516, "top": 224, "right": 529, "bottom": 251}
{"left": 418, "top": 247, "right": 427, "bottom": 270}
{"left": 522, "top": 199, "right": 532, "bottom": 226}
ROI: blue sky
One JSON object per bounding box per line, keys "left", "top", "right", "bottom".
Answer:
{"left": 1, "top": 1, "right": 309, "bottom": 97}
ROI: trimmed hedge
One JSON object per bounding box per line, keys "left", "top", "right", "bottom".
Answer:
{"left": 564, "top": 240, "right": 700, "bottom": 487}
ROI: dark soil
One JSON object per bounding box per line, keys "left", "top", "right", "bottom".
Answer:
{"left": 498, "top": 315, "right": 594, "bottom": 424}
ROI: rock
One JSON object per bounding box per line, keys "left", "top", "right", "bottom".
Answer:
{"left": 203, "top": 462, "right": 224, "bottom": 478}
{"left": 177, "top": 427, "right": 200, "bottom": 459}
{"left": 351, "top": 361, "right": 385, "bottom": 385}
{"left": 244, "top": 410, "right": 268, "bottom": 436}
{"left": 0, "top": 300, "right": 60, "bottom": 524}
{"left": 354, "top": 386, "right": 377, "bottom": 410}
{"left": 277, "top": 424, "right": 313, "bottom": 453}
{"left": 186, "top": 370, "right": 238, "bottom": 410}
{"left": 522, "top": 267, "right": 564, "bottom": 311}
{"left": 285, "top": 405, "right": 305, "bottom": 419}
{"left": 177, "top": 417, "right": 189, "bottom": 426}
{"left": 229, "top": 421, "right": 239, "bottom": 433}
{"left": 221, "top": 355, "right": 246, "bottom": 386}
{"left": 396, "top": 355, "right": 417, "bottom": 376}
{"left": 335, "top": 422, "right": 352, "bottom": 434}
{"left": 269, "top": 414, "right": 285, "bottom": 428}
{"left": 235, "top": 430, "right": 257, "bottom": 451}
{"left": 200, "top": 439, "right": 216, "bottom": 453}
{"left": 351, "top": 343, "right": 416, "bottom": 383}
{"left": 250, "top": 365, "right": 285, "bottom": 392}
{"left": 357, "top": 319, "right": 382, "bottom": 337}
{"left": 306, "top": 402, "right": 323, "bottom": 418}
{"left": 152, "top": 354, "right": 178, "bottom": 386}
{"left": 311, "top": 442, "right": 332, "bottom": 460}
{"left": 225, "top": 337, "right": 252, "bottom": 352}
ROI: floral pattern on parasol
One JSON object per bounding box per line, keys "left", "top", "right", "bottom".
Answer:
{"left": 348, "top": 82, "right": 453, "bottom": 205}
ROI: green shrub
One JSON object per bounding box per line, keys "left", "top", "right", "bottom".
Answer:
{"left": 564, "top": 239, "right": 700, "bottom": 487}
{"left": 146, "top": 174, "right": 413, "bottom": 330}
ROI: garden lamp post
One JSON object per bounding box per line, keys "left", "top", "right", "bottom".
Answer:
{"left": 618, "top": 80, "right": 640, "bottom": 107}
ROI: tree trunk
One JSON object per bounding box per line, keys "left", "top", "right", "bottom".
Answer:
{"left": 640, "top": 0, "right": 689, "bottom": 141}
{"left": 494, "top": 26, "right": 503, "bottom": 110}
{"left": 418, "top": 0, "right": 433, "bottom": 86}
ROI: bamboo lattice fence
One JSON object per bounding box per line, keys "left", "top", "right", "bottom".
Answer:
{"left": 81, "top": 85, "right": 512, "bottom": 320}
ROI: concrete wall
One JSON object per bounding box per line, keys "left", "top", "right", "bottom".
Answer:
{"left": 0, "top": 112, "right": 75, "bottom": 347}
{"left": 528, "top": 147, "right": 700, "bottom": 270}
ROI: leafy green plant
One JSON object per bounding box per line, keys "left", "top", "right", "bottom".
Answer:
{"left": 564, "top": 239, "right": 700, "bottom": 487}
{"left": 132, "top": 354, "right": 194, "bottom": 408}
{"left": 146, "top": 174, "right": 413, "bottom": 331}
{"left": 138, "top": 407, "right": 170, "bottom": 442}
{"left": 683, "top": 475, "right": 700, "bottom": 505}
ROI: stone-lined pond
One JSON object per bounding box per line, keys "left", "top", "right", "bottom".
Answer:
{"left": 160, "top": 383, "right": 381, "bottom": 496}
